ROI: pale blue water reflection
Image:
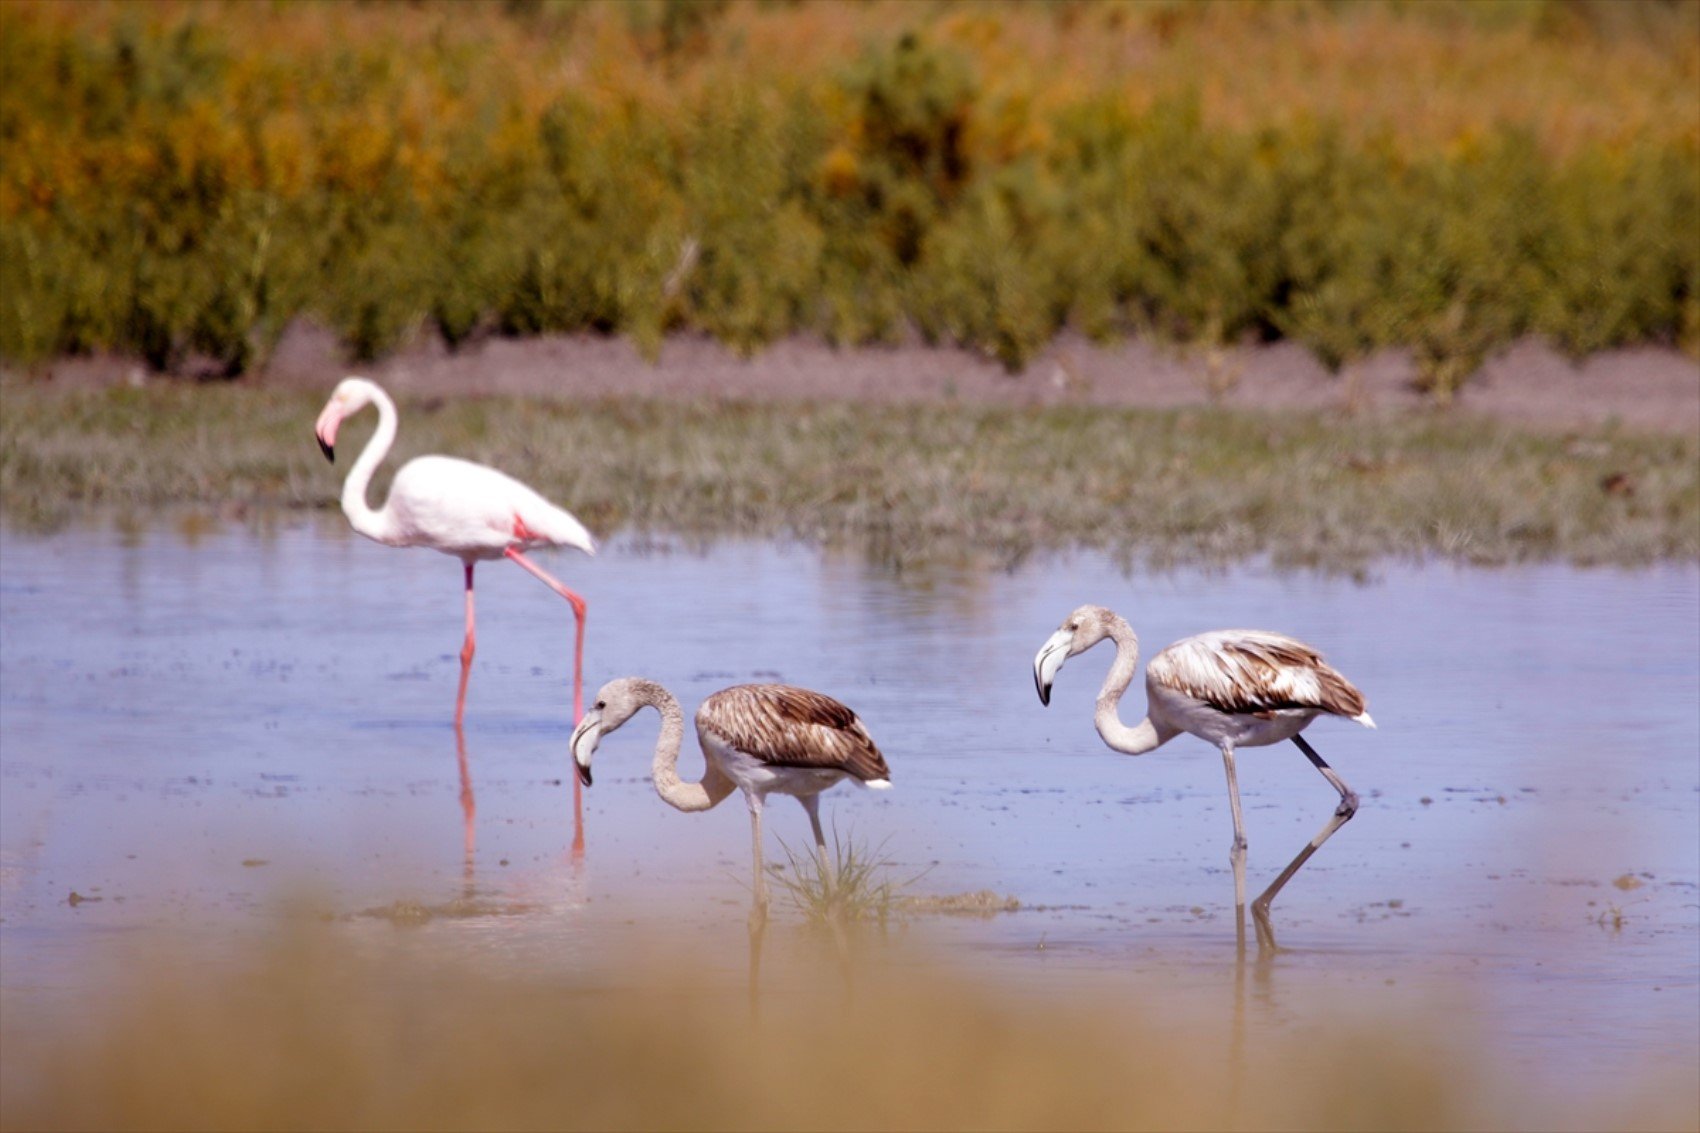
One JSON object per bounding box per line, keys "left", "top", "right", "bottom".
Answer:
{"left": 2, "top": 519, "right": 1696, "bottom": 1099}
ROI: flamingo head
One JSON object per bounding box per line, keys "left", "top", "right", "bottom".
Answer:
{"left": 568, "top": 678, "right": 653, "bottom": 788}
{"left": 1033, "top": 604, "right": 1119, "bottom": 706}
{"left": 314, "top": 376, "right": 380, "bottom": 463}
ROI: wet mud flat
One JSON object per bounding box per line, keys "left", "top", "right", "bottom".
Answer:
{"left": 2, "top": 522, "right": 1696, "bottom": 1129}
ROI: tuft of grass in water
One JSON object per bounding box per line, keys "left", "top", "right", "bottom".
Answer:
{"left": 2, "top": 381, "right": 1696, "bottom": 570}
{"left": 1590, "top": 898, "right": 1648, "bottom": 933}
{"left": 898, "top": 889, "right": 1022, "bottom": 917}
{"left": 770, "top": 827, "right": 924, "bottom": 927}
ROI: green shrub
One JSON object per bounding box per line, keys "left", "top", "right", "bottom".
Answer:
{"left": 1, "top": 1, "right": 1695, "bottom": 388}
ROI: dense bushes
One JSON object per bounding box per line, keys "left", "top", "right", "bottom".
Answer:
{"left": 2, "top": 0, "right": 1696, "bottom": 382}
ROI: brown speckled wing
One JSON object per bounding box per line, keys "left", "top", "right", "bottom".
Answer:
{"left": 1149, "top": 631, "right": 1367, "bottom": 719}
{"left": 698, "top": 684, "right": 891, "bottom": 782}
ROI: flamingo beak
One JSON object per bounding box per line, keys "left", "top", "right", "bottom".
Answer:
{"left": 1033, "top": 628, "right": 1073, "bottom": 707}
{"left": 569, "top": 711, "right": 602, "bottom": 788}
{"left": 314, "top": 400, "right": 343, "bottom": 463}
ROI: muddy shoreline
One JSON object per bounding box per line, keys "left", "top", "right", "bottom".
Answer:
{"left": 30, "top": 324, "right": 1700, "bottom": 436}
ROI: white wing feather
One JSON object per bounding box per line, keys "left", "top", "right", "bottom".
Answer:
{"left": 1147, "top": 630, "right": 1368, "bottom": 720}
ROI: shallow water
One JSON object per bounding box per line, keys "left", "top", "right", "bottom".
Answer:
{"left": 2, "top": 519, "right": 1696, "bottom": 1109}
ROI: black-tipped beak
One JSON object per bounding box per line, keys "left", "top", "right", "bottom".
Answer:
{"left": 1033, "top": 629, "right": 1070, "bottom": 708}
{"left": 318, "top": 435, "right": 335, "bottom": 463}
{"left": 569, "top": 712, "right": 601, "bottom": 788}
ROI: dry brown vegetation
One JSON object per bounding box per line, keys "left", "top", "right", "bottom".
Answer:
{"left": 2, "top": 920, "right": 1695, "bottom": 1132}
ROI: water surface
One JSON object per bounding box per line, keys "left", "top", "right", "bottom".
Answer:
{"left": 2, "top": 520, "right": 1695, "bottom": 1107}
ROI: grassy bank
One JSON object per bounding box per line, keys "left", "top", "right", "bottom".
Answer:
{"left": 3, "top": 382, "right": 1695, "bottom": 570}
{"left": 2, "top": 1, "right": 1696, "bottom": 389}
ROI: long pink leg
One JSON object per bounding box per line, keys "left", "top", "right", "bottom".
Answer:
{"left": 504, "top": 547, "right": 588, "bottom": 855}
{"left": 503, "top": 549, "right": 587, "bottom": 721}
{"left": 454, "top": 562, "right": 477, "bottom": 729}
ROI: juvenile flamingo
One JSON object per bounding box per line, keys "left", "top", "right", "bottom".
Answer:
{"left": 1033, "top": 605, "right": 1374, "bottom": 950}
{"left": 569, "top": 679, "right": 891, "bottom": 920}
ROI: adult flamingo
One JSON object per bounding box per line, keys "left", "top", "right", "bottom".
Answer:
{"left": 314, "top": 375, "right": 596, "bottom": 736}
{"left": 1033, "top": 605, "right": 1374, "bottom": 950}
{"left": 568, "top": 679, "right": 891, "bottom": 921}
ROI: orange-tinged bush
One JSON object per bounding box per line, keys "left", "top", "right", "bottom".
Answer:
{"left": 0, "top": 0, "right": 1695, "bottom": 379}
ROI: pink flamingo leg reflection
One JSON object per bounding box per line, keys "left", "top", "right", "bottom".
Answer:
{"left": 455, "top": 725, "right": 477, "bottom": 873}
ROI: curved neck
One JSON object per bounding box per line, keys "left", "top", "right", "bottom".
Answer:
{"left": 644, "top": 686, "right": 736, "bottom": 813}
{"left": 341, "top": 387, "right": 399, "bottom": 544}
{"left": 1094, "top": 616, "right": 1170, "bottom": 756}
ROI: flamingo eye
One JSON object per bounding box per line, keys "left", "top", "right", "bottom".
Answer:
{"left": 595, "top": 700, "right": 605, "bottom": 710}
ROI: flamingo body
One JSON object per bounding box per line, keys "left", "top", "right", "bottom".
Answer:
{"left": 696, "top": 682, "right": 892, "bottom": 798}
{"left": 375, "top": 454, "right": 595, "bottom": 560}
{"left": 1142, "top": 629, "right": 1374, "bottom": 750}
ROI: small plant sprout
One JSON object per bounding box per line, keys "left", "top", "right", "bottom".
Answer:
{"left": 771, "top": 826, "right": 924, "bottom": 927}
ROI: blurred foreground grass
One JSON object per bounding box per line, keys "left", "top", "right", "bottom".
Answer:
{"left": 1, "top": 920, "right": 1694, "bottom": 1132}
{"left": 1, "top": 381, "right": 1696, "bottom": 568}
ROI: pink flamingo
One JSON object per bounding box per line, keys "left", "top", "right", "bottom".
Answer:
{"left": 315, "top": 377, "right": 596, "bottom": 841}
